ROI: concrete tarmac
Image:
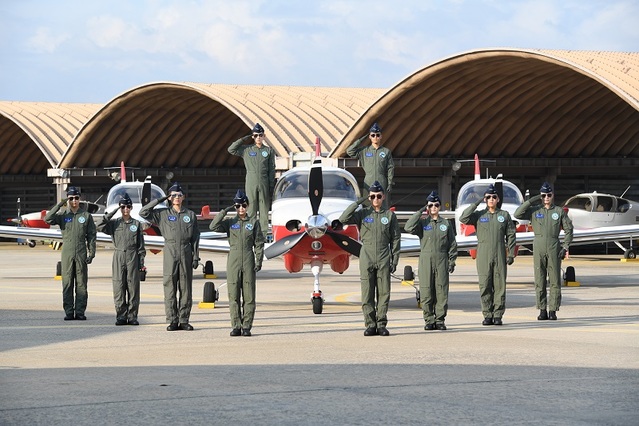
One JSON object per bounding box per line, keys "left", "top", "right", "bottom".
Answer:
{"left": 1, "top": 243, "right": 638, "bottom": 425}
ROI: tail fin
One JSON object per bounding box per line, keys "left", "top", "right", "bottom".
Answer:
{"left": 474, "top": 154, "right": 480, "bottom": 181}
{"left": 120, "top": 161, "right": 127, "bottom": 183}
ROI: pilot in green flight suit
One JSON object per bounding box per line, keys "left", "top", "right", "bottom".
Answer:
{"left": 404, "top": 191, "right": 458, "bottom": 331}
{"left": 140, "top": 182, "right": 200, "bottom": 331}
{"left": 346, "top": 122, "right": 395, "bottom": 209}
{"left": 45, "top": 186, "right": 97, "bottom": 321}
{"left": 228, "top": 123, "right": 276, "bottom": 237}
{"left": 209, "top": 190, "right": 265, "bottom": 337}
{"left": 515, "top": 182, "right": 573, "bottom": 321}
{"left": 339, "top": 181, "right": 401, "bottom": 336}
{"left": 459, "top": 184, "right": 516, "bottom": 325}
{"left": 97, "top": 193, "right": 146, "bottom": 326}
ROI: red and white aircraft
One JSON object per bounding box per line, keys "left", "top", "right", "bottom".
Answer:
{"left": 264, "top": 139, "right": 362, "bottom": 313}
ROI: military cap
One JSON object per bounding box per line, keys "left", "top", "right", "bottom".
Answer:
{"left": 252, "top": 123, "right": 265, "bottom": 134}
{"left": 484, "top": 184, "right": 498, "bottom": 195}
{"left": 540, "top": 182, "right": 553, "bottom": 193}
{"left": 118, "top": 193, "right": 133, "bottom": 206}
{"left": 426, "top": 190, "right": 441, "bottom": 203}
{"left": 168, "top": 182, "right": 184, "bottom": 194}
{"left": 233, "top": 189, "right": 249, "bottom": 204}
{"left": 369, "top": 181, "right": 385, "bottom": 193}
{"left": 66, "top": 186, "right": 80, "bottom": 196}
{"left": 369, "top": 122, "right": 382, "bottom": 133}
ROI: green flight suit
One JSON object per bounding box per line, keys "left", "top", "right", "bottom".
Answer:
{"left": 98, "top": 214, "right": 146, "bottom": 323}
{"left": 228, "top": 135, "right": 276, "bottom": 236}
{"left": 209, "top": 207, "right": 265, "bottom": 331}
{"left": 346, "top": 136, "right": 395, "bottom": 208}
{"left": 404, "top": 208, "right": 458, "bottom": 325}
{"left": 140, "top": 199, "right": 200, "bottom": 325}
{"left": 515, "top": 195, "right": 574, "bottom": 311}
{"left": 339, "top": 197, "right": 401, "bottom": 329}
{"left": 459, "top": 201, "right": 516, "bottom": 320}
{"left": 45, "top": 201, "right": 97, "bottom": 318}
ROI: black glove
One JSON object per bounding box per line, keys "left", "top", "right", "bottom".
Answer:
{"left": 390, "top": 264, "right": 397, "bottom": 274}
{"left": 86, "top": 255, "right": 94, "bottom": 264}
{"left": 507, "top": 256, "right": 514, "bottom": 266}
{"left": 559, "top": 248, "right": 567, "bottom": 260}
{"left": 192, "top": 259, "right": 200, "bottom": 269}
{"left": 161, "top": 194, "right": 171, "bottom": 202}
{"left": 254, "top": 264, "right": 262, "bottom": 272}
{"left": 448, "top": 264, "right": 455, "bottom": 274}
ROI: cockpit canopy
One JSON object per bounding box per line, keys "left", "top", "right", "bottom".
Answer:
{"left": 273, "top": 168, "right": 359, "bottom": 201}
{"left": 106, "top": 183, "right": 165, "bottom": 207}
{"left": 457, "top": 182, "right": 524, "bottom": 206}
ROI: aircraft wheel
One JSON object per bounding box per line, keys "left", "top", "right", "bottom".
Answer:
{"left": 312, "top": 297, "right": 323, "bottom": 314}
{"left": 203, "top": 281, "right": 217, "bottom": 303}
{"left": 204, "top": 260, "right": 214, "bottom": 275}
{"left": 56, "top": 261, "right": 62, "bottom": 276}
{"left": 624, "top": 249, "right": 636, "bottom": 260}
{"left": 28, "top": 240, "right": 36, "bottom": 248}
{"left": 403, "top": 265, "right": 414, "bottom": 281}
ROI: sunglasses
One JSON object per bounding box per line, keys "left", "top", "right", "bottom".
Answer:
{"left": 541, "top": 193, "right": 553, "bottom": 198}
{"left": 370, "top": 133, "right": 381, "bottom": 138}
{"left": 369, "top": 194, "right": 383, "bottom": 200}
{"left": 234, "top": 203, "right": 248, "bottom": 209}
{"left": 120, "top": 205, "right": 132, "bottom": 210}
{"left": 68, "top": 196, "right": 80, "bottom": 201}
{"left": 485, "top": 195, "right": 498, "bottom": 200}
{"left": 170, "top": 194, "right": 184, "bottom": 198}
{"left": 252, "top": 133, "right": 264, "bottom": 138}
{"left": 427, "top": 203, "right": 441, "bottom": 208}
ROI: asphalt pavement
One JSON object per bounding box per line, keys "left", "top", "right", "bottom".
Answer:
{"left": 1, "top": 242, "right": 638, "bottom": 425}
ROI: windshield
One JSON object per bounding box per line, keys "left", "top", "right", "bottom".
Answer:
{"left": 274, "top": 169, "right": 358, "bottom": 201}
{"left": 107, "top": 184, "right": 165, "bottom": 206}
{"left": 458, "top": 182, "right": 523, "bottom": 206}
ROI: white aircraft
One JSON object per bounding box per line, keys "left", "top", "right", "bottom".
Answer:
{"left": 448, "top": 154, "right": 530, "bottom": 258}
{"left": 563, "top": 190, "right": 639, "bottom": 258}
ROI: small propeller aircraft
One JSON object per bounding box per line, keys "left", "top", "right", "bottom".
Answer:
{"left": 563, "top": 190, "right": 639, "bottom": 258}
{"left": 451, "top": 154, "right": 530, "bottom": 258}
{"left": 264, "top": 138, "right": 362, "bottom": 314}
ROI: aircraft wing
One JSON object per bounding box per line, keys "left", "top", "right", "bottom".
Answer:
{"left": 399, "top": 224, "right": 639, "bottom": 255}
{"left": 0, "top": 225, "right": 230, "bottom": 253}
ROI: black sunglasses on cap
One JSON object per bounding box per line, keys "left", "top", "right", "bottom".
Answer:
{"left": 427, "top": 203, "right": 440, "bottom": 208}
{"left": 68, "top": 196, "right": 80, "bottom": 201}
{"left": 369, "top": 194, "right": 383, "bottom": 200}
{"left": 485, "top": 194, "right": 498, "bottom": 200}
{"left": 252, "top": 133, "right": 264, "bottom": 138}
{"left": 234, "top": 203, "right": 248, "bottom": 209}
{"left": 541, "top": 193, "right": 553, "bottom": 198}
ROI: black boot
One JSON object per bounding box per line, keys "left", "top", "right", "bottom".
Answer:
{"left": 537, "top": 309, "right": 548, "bottom": 320}
{"left": 548, "top": 311, "right": 557, "bottom": 320}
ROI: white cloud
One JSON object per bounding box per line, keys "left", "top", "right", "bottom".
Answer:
{"left": 26, "top": 27, "right": 70, "bottom": 53}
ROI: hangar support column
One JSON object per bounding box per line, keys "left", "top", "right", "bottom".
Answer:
{"left": 47, "top": 168, "right": 70, "bottom": 203}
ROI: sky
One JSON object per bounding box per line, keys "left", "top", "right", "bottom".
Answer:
{"left": 1, "top": 0, "right": 638, "bottom": 103}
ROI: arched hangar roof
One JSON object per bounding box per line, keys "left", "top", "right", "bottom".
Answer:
{"left": 330, "top": 49, "right": 639, "bottom": 160}
{"left": 61, "top": 83, "right": 384, "bottom": 169}
{"left": 0, "top": 102, "right": 101, "bottom": 174}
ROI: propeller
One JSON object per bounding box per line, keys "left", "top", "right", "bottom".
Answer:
{"left": 264, "top": 150, "right": 361, "bottom": 259}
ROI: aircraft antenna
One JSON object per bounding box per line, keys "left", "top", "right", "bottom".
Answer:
{"left": 620, "top": 185, "right": 631, "bottom": 198}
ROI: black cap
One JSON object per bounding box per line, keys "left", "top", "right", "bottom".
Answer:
{"left": 66, "top": 186, "right": 80, "bottom": 196}
{"left": 252, "top": 123, "right": 264, "bottom": 134}
{"left": 369, "top": 122, "right": 382, "bottom": 133}
{"left": 233, "top": 189, "right": 249, "bottom": 204}
{"left": 118, "top": 193, "right": 133, "bottom": 207}
{"left": 540, "top": 182, "right": 553, "bottom": 193}
{"left": 168, "top": 182, "right": 184, "bottom": 194}
{"left": 369, "top": 181, "right": 384, "bottom": 193}
{"left": 426, "top": 190, "right": 441, "bottom": 203}
{"left": 484, "top": 184, "right": 497, "bottom": 196}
